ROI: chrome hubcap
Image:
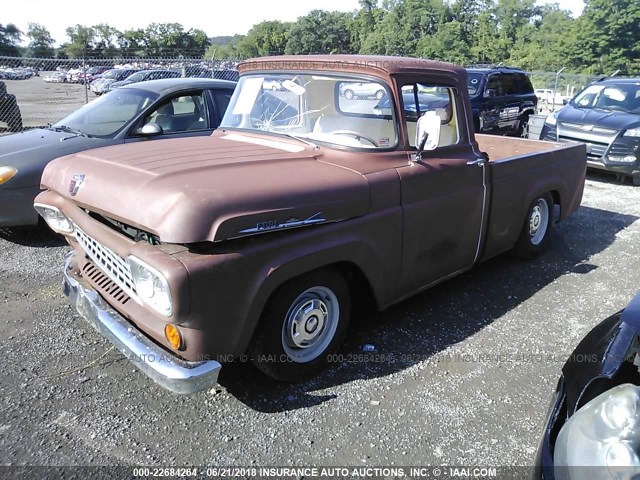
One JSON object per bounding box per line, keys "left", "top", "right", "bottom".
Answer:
{"left": 529, "top": 198, "right": 549, "bottom": 245}
{"left": 282, "top": 286, "right": 339, "bottom": 363}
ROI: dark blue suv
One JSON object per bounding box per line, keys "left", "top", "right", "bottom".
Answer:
{"left": 466, "top": 66, "right": 538, "bottom": 137}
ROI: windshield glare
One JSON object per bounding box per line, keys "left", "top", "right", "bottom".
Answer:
{"left": 55, "top": 88, "right": 158, "bottom": 137}
{"left": 572, "top": 83, "right": 640, "bottom": 113}
{"left": 221, "top": 73, "right": 397, "bottom": 149}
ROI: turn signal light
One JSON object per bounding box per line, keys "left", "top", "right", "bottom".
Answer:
{"left": 164, "top": 324, "right": 182, "bottom": 350}
{"left": 0, "top": 166, "right": 17, "bottom": 185}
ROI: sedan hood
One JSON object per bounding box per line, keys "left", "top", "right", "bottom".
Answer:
{"left": 0, "top": 129, "right": 113, "bottom": 189}
{"left": 558, "top": 105, "right": 640, "bottom": 131}
{"left": 41, "top": 131, "right": 370, "bottom": 244}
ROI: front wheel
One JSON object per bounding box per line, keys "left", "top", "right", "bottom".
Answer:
{"left": 511, "top": 193, "right": 554, "bottom": 259}
{"left": 248, "top": 268, "right": 351, "bottom": 382}
{"left": 517, "top": 114, "right": 530, "bottom": 138}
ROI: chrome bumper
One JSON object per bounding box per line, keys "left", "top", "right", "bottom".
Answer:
{"left": 62, "top": 252, "right": 221, "bottom": 394}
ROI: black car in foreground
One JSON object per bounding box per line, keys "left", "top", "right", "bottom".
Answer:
{"left": 466, "top": 66, "right": 537, "bottom": 137}
{"left": 0, "top": 78, "right": 235, "bottom": 227}
{"left": 533, "top": 292, "right": 640, "bottom": 479}
{"left": 0, "top": 80, "right": 22, "bottom": 132}
{"left": 541, "top": 78, "right": 640, "bottom": 185}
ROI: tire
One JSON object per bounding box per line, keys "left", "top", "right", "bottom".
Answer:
{"left": 375, "top": 90, "right": 385, "bottom": 100}
{"left": 633, "top": 173, "right": 640, "bottom": 187}
{"left": 344, "top": 89, "right": 354, "bottom": 100}
{"left": 517, "top": 114, "right": 530, "bottom": 138}
{"left": 248, "top": 267, "right": 351, "bottom": 382}
{"left": 511, "top": 193, "right": 554, "bottom": 259}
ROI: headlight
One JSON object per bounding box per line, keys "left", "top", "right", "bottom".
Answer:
{"left": 0, "top": 166, "right": 17, "bottom": 185}
{"left": 33, "top": 204, "right": 74, "bottom": 233}
{"left": 624, "top": 128, "right": 640, "bottom": 138}
{"left": 554, "top": 383, "right": 640, "bottom": 480}
{"left": 545, "top": 112, "right": 558, "bottom": 127}
{"left": 128, "top": 256, "right": 172, "bottom": 316}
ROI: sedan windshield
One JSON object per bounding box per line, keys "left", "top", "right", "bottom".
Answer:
{"left": 221, "top": 73, "right": 397, "bottom": 149}
{"left": 55, "top": 88, "right": 158, "bottom": 137}
{"left": 571, "top": 83, "right": 640, "bottom": 113}
{"left": 125, "top": 72, "right": 145, "bottom": 82}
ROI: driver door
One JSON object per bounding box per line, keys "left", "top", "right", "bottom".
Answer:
{"left": 396, "top": 80, "right": 487, "bottom": 293}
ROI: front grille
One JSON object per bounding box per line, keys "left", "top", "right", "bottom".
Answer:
{"left": 82, "top": 262, "right": 131, "bottom": 305}
{"left": 559, "top": 136, "right": 607, "bottom": 159}
{"left": 74, "top": 225, "right": 138, "bottom": 300}
{"left": 609, "top": 143, "right": 634, "bottom": 157}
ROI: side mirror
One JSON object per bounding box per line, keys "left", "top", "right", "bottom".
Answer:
{"left": 414, "top": 110, "right": 441, "bottom": 161}
{"left": 484, "top": 88, "right": 497, "bottom": 98}
{"left": 563, "top": 98, "right": 569, "bottom": 105}
{"left": 138, "top": 122, "right": 162, "bottom": 136}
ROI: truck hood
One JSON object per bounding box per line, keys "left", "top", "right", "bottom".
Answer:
{"left": 558, "top": 104, "right": 640, "bottom": 131}
{"left": 41, "top": 131, "right": 370, "bottom": 244}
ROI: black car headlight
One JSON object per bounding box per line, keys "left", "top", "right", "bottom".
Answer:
{"left": 554, "top": 383, "right": 640, "bottom": 479}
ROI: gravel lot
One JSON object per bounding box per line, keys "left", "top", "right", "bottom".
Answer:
{"left": 1, "top": 76, "right": 89, "bottom": 132}
{"left": 1, "top": 171, "right": 639, "bottom": 469}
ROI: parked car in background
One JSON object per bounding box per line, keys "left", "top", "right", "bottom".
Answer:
{"left": 90, "top": 68, "right": 140, "bottom": 95}
{"left": 540, "top": 78, "right": 640, "bottom": 185}
{"left": 0, "top": 78, "right": 236, "bottom": 227}
{"left": 339, "top": 81, "right": 387, "bottom": 100}
{"left": 535, "top": 88, "right": 555, "bottom": 103}
{"left": 43, "top": 71, "right": 68, "bottom": 83}
{"left": 107, "top": 69, "right": 182, "bottom": 91}
{"left": 0, "top": 81, "right": 22, "bottom": 132}
{"left": 466, "top": 66, "right": 538, "bottom": 137}
{"left": 533, "top": 291, "right": 640, "bottom": 479}
{"left": 76, "top": 66, "right": 111, "bottom": 84}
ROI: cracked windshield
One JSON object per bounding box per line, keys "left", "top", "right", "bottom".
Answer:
{"left": 221, "top": 73, "right": 398, "bottom": 149}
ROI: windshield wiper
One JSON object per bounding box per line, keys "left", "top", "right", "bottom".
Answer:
{"left": 281, "top": 132, "right": 319, "bottom": 150}
{"left": 49, "top": 124, "right": 90, "bottom": 138}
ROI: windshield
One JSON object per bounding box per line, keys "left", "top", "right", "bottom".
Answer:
{"left": 221, "top": 73, "right": 397, "bottom": 149}
{"left": 467, "top": 73, "right": 484, "bottom": 96}
{"left": 571, "top": 83, "right": 640, "bottom": 113}
{"left": 125, "top": 72, "right": 144, "bottom": 82}
{"left": 55, "top": 88, "right": 158, "bottom": 137}
{"left": 102, "top": 70, "right": 120, "bottom": 79}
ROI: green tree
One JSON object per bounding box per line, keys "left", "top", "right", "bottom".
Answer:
{"left": 0, "top": 23, "right": 22, "bottom": 56}
{"left": 92, "top": 24, "right": 121, "bottom": 57}
{"left": 285, "top": 10, "right": 353, "bottom": 54}
{"left": 569, "top": 0, "right": 640, "bottom": 74}
{"left": 26, "top": 23, "right": 55, "bottom": 57}
{"left": 237, "top": 20, "right": 290, "bottom": 57}
{"left": 417, "top": 21, "right": 471, "bottom": 64}
{"left": 64, "top": 25, "right": 95, "bottom": 58}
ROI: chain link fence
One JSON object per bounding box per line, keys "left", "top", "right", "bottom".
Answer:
{"left": 0, "top": 56, "right": 240, "bottom": 134}
{"left": 0, "top": 55, "right": 631, "bottom": 134}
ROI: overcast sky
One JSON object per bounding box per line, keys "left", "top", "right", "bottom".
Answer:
{"left": 7, "top": 0, "right": 586, "bottom": 47}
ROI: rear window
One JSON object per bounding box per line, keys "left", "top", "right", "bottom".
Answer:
{"left": 517, "top": 74, "right": 534, "bottom": 94}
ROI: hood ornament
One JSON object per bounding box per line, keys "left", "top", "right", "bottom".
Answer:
{"left": 69, "top": 174, "right": 85, "bottom": 196}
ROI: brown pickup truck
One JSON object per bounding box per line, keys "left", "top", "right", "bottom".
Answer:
{"left": 35, "top": 55, "right": 586, "bottom": 393}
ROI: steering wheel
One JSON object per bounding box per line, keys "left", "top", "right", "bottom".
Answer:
{"left": 330, "top": 130, "right": 379, "bottom": 147}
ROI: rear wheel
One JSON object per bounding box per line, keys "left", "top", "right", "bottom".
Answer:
{"left": 344, "top": 89, "right": 354, "bottom": 100}
{"left": 511, "top": 193, "right": 554, "bottom": 259}
{"left": 633, "top": 173, "right": 640, "bottom": 187}
{"left": 517, "top": 114, "right": 530, "bottom": 138}
{"left": 375, "top": 90, "right": 385, "bottom": 100}
{"left": 248, "top": 268, "right": 351, "bottom": 382}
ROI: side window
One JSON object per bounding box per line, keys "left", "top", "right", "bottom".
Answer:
{"left": 213, "top": 90, "right": 234, "bottom": 119}
{"left": 502, "top": 74, "right": 520, "bottom": 96}
{"left": 402, "top": 83, "right": 460, "bottom": 148}
{"left": 485, "top": 75, "right": 502, "bottom": 97}
{"left": 143, "top": 92, "right": 208, "bottom": 134}
{"left": 518, "top": 74, "right": 534, "bottom": 94}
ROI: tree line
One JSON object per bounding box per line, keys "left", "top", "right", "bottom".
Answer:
{"left": 1, "top": 0, "right": 638, "bottom": 74}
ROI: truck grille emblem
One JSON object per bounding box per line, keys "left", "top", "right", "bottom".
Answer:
{"left": 69, "top": 174, "right": 85, "bottom": 196}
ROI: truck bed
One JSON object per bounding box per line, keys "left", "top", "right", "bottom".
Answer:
{"left": 476, "top": 134, "right": 569, "bottom": 162}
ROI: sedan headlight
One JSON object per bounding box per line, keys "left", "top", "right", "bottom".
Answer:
{"left": 624, "top": 128, "right": 640, "bottom": 138}
{"left": 33, "top": 204, "right": 74, "bottom": 233}
{"left": 0, "top": 166, "right": 17, "bottom": 185}
{"left": 128, "top": 256, "right": 172, "bottom": 316}
{"left": 554, "top": 383, "right": 640, "bottom": 480}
